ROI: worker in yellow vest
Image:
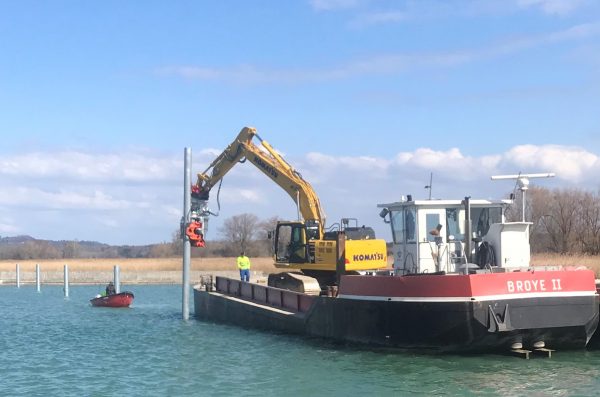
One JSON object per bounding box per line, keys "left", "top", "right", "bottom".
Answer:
{"left": 237, "top": 251, "right": 251, "bottom": 282}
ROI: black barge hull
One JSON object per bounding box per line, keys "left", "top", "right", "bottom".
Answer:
{"left": 194, "top": 274, "right": 599, "bottom": 353}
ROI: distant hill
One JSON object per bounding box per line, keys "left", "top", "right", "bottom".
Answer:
{"left": 0, "top": 235, "right": 177, "bottom": 260}
{"left": 0, "top": 235, "right": 36, "bottom": 244}
{"left": 0, "top": 234, "right": 269, "bottom": 260}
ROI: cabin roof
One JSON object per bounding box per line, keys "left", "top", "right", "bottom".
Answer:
{"left": 377, "top": 199, "right": 512, "bottom": 209}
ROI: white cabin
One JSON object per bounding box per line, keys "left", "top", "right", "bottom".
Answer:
{"left": 378, "top": 198, "right": 531, "bottom": 275}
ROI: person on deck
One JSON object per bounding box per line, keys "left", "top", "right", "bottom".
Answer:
{"left": 105, "top": 282, "right": 116, "bottom": 296}
{"left": 237, "top": 252, "right": 251, "bottom": 282}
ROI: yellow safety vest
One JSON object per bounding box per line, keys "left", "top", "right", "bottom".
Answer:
{"left": 237, "top": 255, "right": 251, "bottom": 270}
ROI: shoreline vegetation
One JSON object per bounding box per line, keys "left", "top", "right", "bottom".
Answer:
{"left": 0, "top": 257, "right": 278, "bottom": 273}
{"left": 0, "top": 254, "right": 599, "bottom": 281}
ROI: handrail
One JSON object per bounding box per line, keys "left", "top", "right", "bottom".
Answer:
{"left": 214, "top": 276, "right": 314, "bottom": 313}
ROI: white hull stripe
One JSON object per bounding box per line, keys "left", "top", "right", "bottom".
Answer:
{"left": 337, "top": 291, "right": 597, "bottom": 302}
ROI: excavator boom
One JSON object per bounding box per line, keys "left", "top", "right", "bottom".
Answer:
{"left": 194, "top": 127, "right": 325, "bottom": 232}
{"left": 189, "top": 126, "right": 388, "bottom": 276}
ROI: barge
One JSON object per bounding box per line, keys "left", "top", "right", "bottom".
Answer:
{"left": 194, "top": 195, "right": 599, "bottom": 353}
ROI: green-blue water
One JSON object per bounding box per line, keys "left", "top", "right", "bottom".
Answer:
{"left": 1, "top": 285, "right": 599, "bottom": 396}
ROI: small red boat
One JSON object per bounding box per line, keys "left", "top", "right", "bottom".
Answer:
{"left": 90, "top": 292, "right": 135, "bottom": 308}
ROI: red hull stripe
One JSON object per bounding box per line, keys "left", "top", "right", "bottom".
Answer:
{"left": 338, "top": 291, "right": 597, "bottom": 302}
{"left": 338, "top": 270, "right": 597, "bottom": 299}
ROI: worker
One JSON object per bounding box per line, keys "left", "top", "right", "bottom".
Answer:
{"left": 237, "top": 251, "right": 251, "bottom": 282}
{"left": 105, "top": 281, "right": 116, "bottom": 296}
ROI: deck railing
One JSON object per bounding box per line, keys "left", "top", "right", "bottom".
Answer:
{"left": 214, "top": 276, "right": 315, "bottom": 313}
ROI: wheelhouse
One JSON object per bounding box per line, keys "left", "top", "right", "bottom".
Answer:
{"left": 378, "top": 198, "right": 530, "bottom": 275}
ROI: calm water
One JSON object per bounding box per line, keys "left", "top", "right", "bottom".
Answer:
{"left": 1, "top": 285, "right": 599, "bottom": 396}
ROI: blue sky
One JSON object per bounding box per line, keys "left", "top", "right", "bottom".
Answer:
{"left": 1, "top": 0, "right": 599, "bottom": 245}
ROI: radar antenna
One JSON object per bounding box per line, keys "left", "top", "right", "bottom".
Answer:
{"left": 491, "top": 173, "right": 555, "bottom": 222}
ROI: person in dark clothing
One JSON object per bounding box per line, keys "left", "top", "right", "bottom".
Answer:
{"left": 106, "top": 282, "right": 116, "bottom": 295}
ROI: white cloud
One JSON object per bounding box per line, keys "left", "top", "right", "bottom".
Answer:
{"left": 2, "top": 144, "right": 599, "bottom": 244}
{"left": 517, "top": 0, "right": 589, "bottom": 15}
{"left": 350, "top": 11, "right": 407, "bottom": 27}
{"left": 0, "top": 187, "right": 145, "bottom": 211}
{"left": 0, "top": 222, "right": 19, "bottom": 234}
{"left": 502, "top": 144, "right": 599, "bottom": 181}
{"left": 309, "top": 0, "right": 363, "bottom": 11}
{"left": 0, "top": 151, "right": 180, "bottom": 183}
{"left": 219, "top": 188, "right": 262, "bottom": 204}
{"left": 160, "top": 22, "right": 600, "bottom": 85}
{"left": 306, "top": 152, "right": 388, "bottom": 171}
{"left": 94, "top": 216, "right": 120, "bottom": 228}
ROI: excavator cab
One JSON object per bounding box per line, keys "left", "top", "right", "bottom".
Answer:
{"left": 274, "top": 222, "right": 312, "bottom": 264}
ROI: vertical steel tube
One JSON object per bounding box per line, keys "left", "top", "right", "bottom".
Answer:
{"left": 64, "top": 264, "right": 69, "bottom": 298}
{"left": 296, "top": 190, "right": 301, "bottom": 221}
{"left": 114, "top": 265, "right": 121, "bottom": 294}
{"left": 16, "top": 263, "right": 20, "bottom": 288}
{"left": 36, "top": 264, "right": 41, "bottom": 292}
{"left": 464, "top": 196, "right": 472, "bottom": 272}
{"left": 336, "top": 231, "right": 346, "bottom": 286}
{"left": 182, "top": 147, "right": 192, "bottom": 320}
{"left": 522, "top": 189, "right": 526, "bottom": 222}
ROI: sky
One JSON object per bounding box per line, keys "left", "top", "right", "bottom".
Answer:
{"left": 1, "top": 0, "right": 599, "bottom": 245}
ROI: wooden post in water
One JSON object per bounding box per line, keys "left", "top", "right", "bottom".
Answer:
{"left": 182, "top": 147, "right": 192, "bottom": 320}
{"left": 35, "top": 264, "right": 41, "bottom": 292}
{"left": 16, "top": 263, "right": 20, "bottom": 288}
{"left": 64, "top": 265, "right": 69, "bottom": 298}
{"left": 114, "top": 265, "right": 121, "bottom": 294}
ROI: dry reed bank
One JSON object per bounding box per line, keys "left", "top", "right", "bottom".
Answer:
{"left": 0, "top": 257, "right": 278, "bottom": 273}
{"left": 1, "top": 254, "right": 599, "bottom": 276}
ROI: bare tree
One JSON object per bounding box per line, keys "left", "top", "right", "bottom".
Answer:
{"left": 258, "top": 216, "right": 281, "bottom": 239}
{"left": 219, "top": 213, "right": 260, "bottom": 255}
{"left": 539, "top": 188, "right": 582, "bottom": 254}
{"left": 62, "top": 241, "right": 80, "bottom": 259}
{"left": 576, "top": 191, "right": 600, "bottom": 255}
{"left": 254, "top": 216, "right": 281, "bottom": 256}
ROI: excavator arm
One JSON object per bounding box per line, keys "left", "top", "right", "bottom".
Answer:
{"left": 188, "top": 126, "right": 388, "bottom": 277}
{"left": 192, "top": 127, "right": 325, "bottom": 233}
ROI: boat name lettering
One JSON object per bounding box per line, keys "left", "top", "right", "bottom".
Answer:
{"left": 253, "top": 155, "right": 278, "bottom": 178}
{"left": 506, "top": 278, "right": 563, "bottom": 293}
{"left": 352, "top": 253, "right": 385, "bottom": 262}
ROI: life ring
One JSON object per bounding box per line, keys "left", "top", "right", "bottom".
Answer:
{"left": 186, "top": 221, "right": 205, "bottom": 247}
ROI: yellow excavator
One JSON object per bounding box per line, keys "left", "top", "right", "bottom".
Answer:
{"left": 189, "top": 127, "right": 387, "bottom": 287}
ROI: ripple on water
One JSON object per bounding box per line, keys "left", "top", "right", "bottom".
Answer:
{"left": 1, "top": 285, "right": 600, "bottom": 396}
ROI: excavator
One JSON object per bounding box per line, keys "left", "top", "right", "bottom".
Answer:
{"left": 187, "top": 126, "right": 387, "bottom": 288}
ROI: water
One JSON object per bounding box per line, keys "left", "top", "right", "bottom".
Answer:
{"left": 1, "top": 285, "right": 599, "bottom": 396}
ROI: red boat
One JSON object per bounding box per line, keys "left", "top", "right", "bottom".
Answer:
{"left": 90, "top": 292, "right": 135, "bottom": 308}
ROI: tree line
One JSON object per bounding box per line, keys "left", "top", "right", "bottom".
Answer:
{"left": 506, "top": 186, "right": 600, "bottom": 254}
{"left": 2, "top": 185, "right": 599, "bottom": 260}
{"left": 0, "top": 214, "right": 279, "bottom": 260}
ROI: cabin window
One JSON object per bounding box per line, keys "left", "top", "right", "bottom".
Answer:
{"left": 425, "top": 213, "right": 441, "bottom": 242}
{"left": 391, "top": 210, "right": 404, "bottom": 244}
{"left": 275, "top": 224, "right": 308, "bottom": 263}
{"left": 471, "top": 207, "right": 502, "bottom": 237}
{"left": 405, "top": 207, "right": 416, "bottom": 243}
{"left": 446, "top": 208, "right": 464, "bottom": 241}
{"left": 290, "top": 225, "right": 308, "bottom": 263}
{"left": 275, "top": 224, "right": 292, "bottom": 262}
